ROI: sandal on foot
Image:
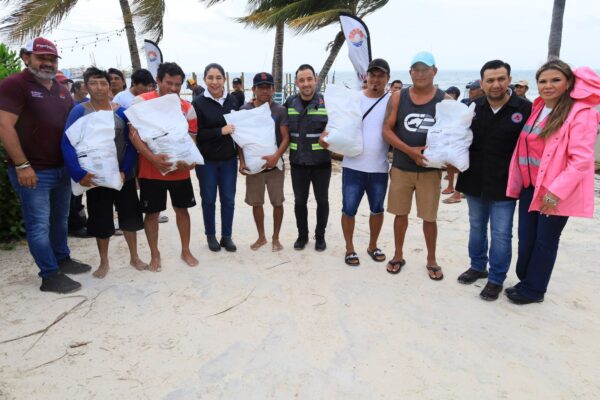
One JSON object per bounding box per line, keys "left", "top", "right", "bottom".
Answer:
{"left": 345, "top": 252, "right": 360, "bottom": 266}
{"left": 367, "top": 248, "right": 386, "bottom": 262}
{"left": 426, "top": 265, "right": 444, "bottom": 281}
{"left": 443, "top": 197, "right": 461, "bottom": 204}
{"left": 441, "top": 188, "right": 455, "bottom": 195}
{"left": 386, "top": 259, "right": 405, "bottom": 274}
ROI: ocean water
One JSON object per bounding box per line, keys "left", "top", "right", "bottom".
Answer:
{"left": 212, "top": 69, "right": 541, "bottom": 102}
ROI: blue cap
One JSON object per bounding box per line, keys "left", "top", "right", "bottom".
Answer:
{"left": 410, "top": 51, "right": 436, "bottom": 68}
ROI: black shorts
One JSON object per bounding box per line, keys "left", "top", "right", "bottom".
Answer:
{"left": 139, "top": 178, "right": 196, "bottom": 214}
{"left": 86, "top": 178, "right": 144, "bottom": 239}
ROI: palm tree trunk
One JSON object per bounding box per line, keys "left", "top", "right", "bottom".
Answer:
{"left": 548, "top": 0, "right": 566, "bottom": 60}
{"left": 318, "top": 31, "right": 345, "bottom": 87}
{"left": 272, "top": 22, "right": 284, "bottom": 93}
{"left": 119, "top": 0, "right": 142, "bottom": 71}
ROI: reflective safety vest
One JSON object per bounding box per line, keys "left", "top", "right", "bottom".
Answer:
{"left": 285, "top": 93, "right": 330, "bottom": 166}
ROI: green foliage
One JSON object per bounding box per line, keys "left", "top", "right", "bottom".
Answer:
{"left": 0, "top": 43, "right": 25, "bottom": 246}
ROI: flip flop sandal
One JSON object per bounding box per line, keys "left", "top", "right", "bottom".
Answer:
{"left": 386, "top": 259, "right": 405, "bottom": 274}
{"left": 441, "top": 188, "right": 455, "bottom": 195}
{"left": 443, "top": 197, "right": 461, "bottom": 204}
{"left": 367, "top": 248, "right": 386, "bottom": 262}
{"left": 426, "top": 265, "right": 444, "bottom": 281}
{"left": 345, "top": 252, "right": 360, "bottom": 266}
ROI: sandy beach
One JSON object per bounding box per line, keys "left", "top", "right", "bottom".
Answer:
{"left": 1, "top": 163, "right": 599, "bottom": 400}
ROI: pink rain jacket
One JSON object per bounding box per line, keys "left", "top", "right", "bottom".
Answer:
{"left": 506, "top": 67, "right": 600, "bottom": 217}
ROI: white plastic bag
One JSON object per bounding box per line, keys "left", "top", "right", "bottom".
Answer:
{"left": 224, "top": 102, "right": 282, "bottom": 174}
{"left": 423, "top": 100, "right": 475, "bottom": 172}
{"left": 323, "top": 84, "right": 363, "bottom": 157}
{"left": 65, "top": 110, "right": 123, "bottom": 196}
{"left": 125, "top": 93, "right": 204, "bottom": 174}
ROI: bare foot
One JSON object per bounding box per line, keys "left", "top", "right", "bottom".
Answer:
{"left": 250, "top": 237, "right": 268, "bottom": 251}
{"left": 272, "top": 239, "right": 283, "bottom": 252}
{"left": 93, "top": 265, "right": 109, "bottom": 279}
{"left": 181, "top": 251, "right": 199, "bottom": 267}
{"left": 148, "top": 256, "right": 162, "bottom": 272}
{"left": 130, "top": 257, "right": 149, "bottom": 271}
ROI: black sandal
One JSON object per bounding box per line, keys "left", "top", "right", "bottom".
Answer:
{"left": 426, "top": 265, "right": 444, "bottom": 281}
{"left": 367, "top": 248, "right": 386, "bottom": 262}
{"left": 386, "top": 259, "right": 405, "bottom": 274}
{"left": 345, "top": 252, "right": 360, "bottom": 266}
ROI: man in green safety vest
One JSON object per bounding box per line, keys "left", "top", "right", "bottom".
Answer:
{"left": 284, "top": 64, "right": 330, "bottom": 251}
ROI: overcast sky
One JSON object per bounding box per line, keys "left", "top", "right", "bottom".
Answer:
{"left": 2, "top": 0, "right": 599, "bottom": 73}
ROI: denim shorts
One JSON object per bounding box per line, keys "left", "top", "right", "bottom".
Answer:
{"left": 342, "top": 167, "right": 388, "bottom": 217}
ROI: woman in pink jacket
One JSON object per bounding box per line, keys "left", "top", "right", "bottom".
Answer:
{"left": 505, "top": 59, "right": 600, "bottom": 304}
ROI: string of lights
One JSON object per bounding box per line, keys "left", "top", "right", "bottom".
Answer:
{"left": 57, "top": 29, "right": 126, "bottom": 51}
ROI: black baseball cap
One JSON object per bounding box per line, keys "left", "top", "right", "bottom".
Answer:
{"left": 253, "top": 72, "right": 274, "bottom": 86}
{"left": 367, "top": 58, "right": 390, "bottom": 75}
{"left": 232, "top": 77, "right": 242, "bottom": 84}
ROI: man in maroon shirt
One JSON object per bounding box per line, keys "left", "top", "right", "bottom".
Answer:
{"left": 0, "top": 37, "right": 91, "bottom": 294}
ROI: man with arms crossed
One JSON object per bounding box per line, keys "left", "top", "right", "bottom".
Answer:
{"left": 128, "top": 62, "right": 199, "bottom": 272}
{"left": 239, "top": 72, "right": 290, "bottom": 251}
{"left": 383, "top": 51, "right": 450, "bottom": 280}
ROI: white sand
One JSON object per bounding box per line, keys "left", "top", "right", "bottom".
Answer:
{"left": 1, "top": 164, "right": 599, "bottom": 399}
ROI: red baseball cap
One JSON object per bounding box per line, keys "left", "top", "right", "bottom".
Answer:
{"left": 25, "top": 37, "right": 60, "bottom": 58}
{"left": 55, "top": 70, "right": 72, "bottom": 84}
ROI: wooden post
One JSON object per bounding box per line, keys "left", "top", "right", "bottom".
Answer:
{"left": 226, "top": 72, "right": 230, "bottom": 93}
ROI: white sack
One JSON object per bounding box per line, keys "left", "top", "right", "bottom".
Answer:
{"left": 224, "top": 102, "right": 282, "bottom": 174}
{"left": 423, "top": 100, "right": 476, "bottom": 172}
{"left": 65, "top": 110, "right": 123, "bottom": 196}
{"left": 323, "top": 84, "right": 363, "bottom": 157}
{"left": 125, "top": 93, "right": 204, "bottom": 174}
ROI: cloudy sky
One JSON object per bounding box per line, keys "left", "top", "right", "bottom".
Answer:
{"left": 2, "top": 0, "right": 599, "bottom": 73}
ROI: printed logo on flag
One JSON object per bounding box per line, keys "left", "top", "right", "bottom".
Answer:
{"left": 511, "top": 112, "right": 523, "bottom": 123}
{"left": 148, "top": 50, "right": 158, "bottom": 62}
{"left": 348, "top": 28, "right": 365, "bottom": 48}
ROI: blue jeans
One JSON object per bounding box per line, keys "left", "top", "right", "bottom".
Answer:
{"left": 7, "top": 167, "right": 71, "bottom": 278}
{"left": 195, "top": 158, "right": 237, "bottom": 237}
{"left": 342, "top": 167, "right": 388, "bottom": 217}
{"left": 514, "top": 187, "right": 568, "bottom": 300}
{"left": 466, "top": 195, "right": 516, "bottom": 285}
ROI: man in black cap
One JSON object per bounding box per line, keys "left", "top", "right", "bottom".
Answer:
{"left": 461, "top": 80, "right": 484, "bottom": 106}
{"left": 239, "top": 72, "right": 290, "bottom": 251}
{"left": 231, "top": 77, "right": 245, "bottom": 109}
{"left": 321, "top": 58, "right": 391, "bottom": 267}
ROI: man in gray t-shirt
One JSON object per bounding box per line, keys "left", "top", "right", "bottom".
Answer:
{"left": 383, "top": 51, "right": 450, "bottom": 280}
{"left": 239, "top": 72, "right": 290, "bottom": 251}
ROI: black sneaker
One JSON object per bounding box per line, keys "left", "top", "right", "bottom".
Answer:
{"left": 219, "top": 236, "right": 237, "bottom": 252}
{"left": 504, "top": 286, "right": 518, "bottom": 297}
{"left": 68, "top": 227, "right": 93, "bottom": 239}
{"left": 207, "top": 235, "right": 221, "bottom": 252}
{"left": 457, "top": 268, "right": 488, "bottom": 284}
{"left": 58, "top": 257, "right": 92, "bottom": 275}
{"left": 506, "top": 290, "right": 544, "bottom": 305}
{"left": 480, "top": 282, "right": 503, "bottom": 301}
{"left": 40, "top": 272, "right": 82, "bottom": 294}
{"left": 315, "top": 236, "right": 326, "bottom": 252}
{"left": 294, "top": 236, "right": 308, "bottom": 250}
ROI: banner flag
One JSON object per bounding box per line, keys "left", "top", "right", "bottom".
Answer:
{"left": 339, "top": 12, "right": 372, "bottom": 89}
{"left": 143, "top": 39, "right": 163, "bottom": 78}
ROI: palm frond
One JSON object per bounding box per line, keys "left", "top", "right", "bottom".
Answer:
{"left": 356, "top": 0, "right": 389, "bottom": 18}
{"left": 0, "top": 0, "right": 79, "bottom": 42}
{"left": 287, "top": 8, "right": 349, "bottom": 34}
{"left": 131, "top": 0, "right": 166, "bottom": 42}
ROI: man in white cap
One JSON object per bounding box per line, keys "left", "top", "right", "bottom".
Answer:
{"left": 382, "top": 51, "right": 451, "bottom": 280}
{"left": 513, "top": 80, "right": 530, "bottom": 100}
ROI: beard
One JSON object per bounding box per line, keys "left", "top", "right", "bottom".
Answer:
{"left": 28, "top": 65, "right": 56, "bottom": 80}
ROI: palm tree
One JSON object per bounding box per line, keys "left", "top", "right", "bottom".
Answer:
{"left": 547, "top": 0, "right": 566, "bottom": 60}
{"left": 0, "top": 0, "right": 166, "bottom": 71}
{"left": 200, "top": 0, "right": 288, "bottom": 92}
